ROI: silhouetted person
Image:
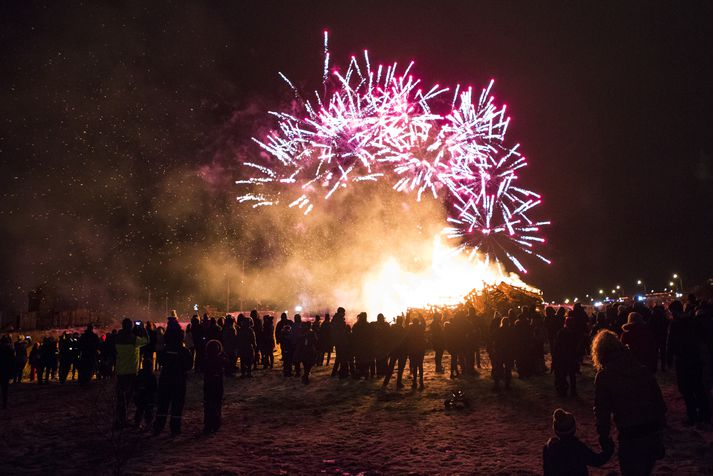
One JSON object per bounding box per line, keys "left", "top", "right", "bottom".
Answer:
{"left": 290, "top": 314, "right": 304, "bottom": 377}
{"left": 592, "top": 330, "right": 666, "bottom": 475}
{"left": 191, "top": 315, "right": 205, "bottom": 373}
{"left": 28, "top": 342, "right": 39, "bottom": 381}
{"left": 0, "top": 335, "right": 14, "bottom": 408}
{"left": 543, "top": 408, "right": 613, "bottom": 475}
{"left": 221, "top": 316, "right": 238, "bottom": 376}
{"left": 203, "top": 339, "right": 227, "bottom": 433}
{"left": 545, "top": 306, "right": 562, "bottom": 361}
{"left": 649, "top": 305, "right": 670, "bottom": 372}
{"left": 13, "top": 336, "right": 27, "bottom": 384}
{"left": 153, "top": 320, "right": 193, "bottom": 436}
{"left": 114, "top": 318, "right": 148, "bottom": 429}
{"left": 296, "top": 322, "right": 318, "bottom": 384}
{"left": 552, "top": 316, "right": 580, "bottom": 397}
{"left": 261, "top": 315, "right": 275, "bottom": 369}
{"left": 491, "top": 316, "right": 514, "bottom": 390}
{"left": 275, "top": 312, "right": 292, "bottom": 357}
{"left": 372, "top": 313, "right": 390, "bottom": 377}
{"left": 78, "top": 324, "right": 100, "bottom": 384}
{"left": 620, "top": 312, "right": 658, "bottom": 374}
{"left": 237, "top": 317, "right": 256, "bottom": 378}
{"left": 445, "top": 319, "right": 461, "bottom": 378}
{"left": 317, "top": 313, "right": 332, "bottom": 366}
{"left": 430, "top": 313, "right": 445, "bottom": 373}
{"left": 382, "top": 316, "right": 408, "bottom": 389}
{"left": 331, "top": 308, "right": 350, "bottom": 379}
{"left": 250, "top": 310, "right": 263, "bottom": 371}
{"left": 351, "top": 312, "right": 372, "bottom": 380}
{"left": 667, "top": 300, "right": 711, "bottom": 425}
{"left": 513, "top": 314, "right": 534, "bottom": 379}
{"left": 408, "top": 317, "right": 426, "bottom": 390}
{"left": 38, "top": 336, "right": 57, "bottom": 384}
{"left": 134, "top": 358, "right": 157, "bottom": 430}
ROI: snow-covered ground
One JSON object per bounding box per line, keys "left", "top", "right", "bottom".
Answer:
{"left": 1, "top": 352, "right": 711, "bottom": 475}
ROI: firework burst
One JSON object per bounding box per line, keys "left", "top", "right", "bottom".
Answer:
{"left": 237, "top": 32, "right": 550, "bottom": 273}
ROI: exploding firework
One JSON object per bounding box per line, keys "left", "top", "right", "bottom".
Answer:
{"left": 237, "top": 32, "right": 550, "bottom": 273}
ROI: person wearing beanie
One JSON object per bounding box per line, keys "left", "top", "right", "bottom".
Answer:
{"left": 543, "top": 408, "right": 614, "bottom": 476}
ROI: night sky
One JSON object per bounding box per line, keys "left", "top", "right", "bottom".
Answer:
{"left": 1, "top": 1, "right": 712, "bottom": 314}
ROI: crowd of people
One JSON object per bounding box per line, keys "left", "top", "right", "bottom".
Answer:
{"left": 1, "top": 294, "right": 712, "bottom": 475}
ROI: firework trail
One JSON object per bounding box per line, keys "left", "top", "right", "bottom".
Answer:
{"left": 237, "top": 32, "right": 550, "bottom": 273}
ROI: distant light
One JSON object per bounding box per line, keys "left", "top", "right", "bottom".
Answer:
{"left": 669, "top": 281, "right": 674, "bottom": 287}
{"left": 564, "top": 298, "right": 570, "bottom": 304}
{"left": 599, "top": 289, "right": 604, "bottom": 294}
{"left": 675, "top": 292, "right": 683, "bottom": 298}
{"left": 637, "top": 280, "right": 642, "bottom": 285}
{"left": 193, "top": 304, "right": 199, "bottom": 311}
{"left": 295, "top": 305, "right": 303, "bottom": 313}
{"left": 636, "top": 295, "right": 645, "bottom": 302}
{"left": 616, "top": 285, "right": 621, "bottom": 290}
{"left": 574, "top": 297, "right": 578, "bottom": 302}
{"left": 611, "top": 289, "right": 616, "bottom": 293}
{"left": 594, "top": 301, "right": 603, "bottom": 307}
{"left": 673, "top": 273, "right": 678, "bottom": 279}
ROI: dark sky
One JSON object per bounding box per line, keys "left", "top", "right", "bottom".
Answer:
{"left": 1, "top": 1, "right": 712, "bottom": 313}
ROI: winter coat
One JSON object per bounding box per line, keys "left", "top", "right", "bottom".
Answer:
{"left": 492, "top": 325, "right": 515, "bottom": 363}
{"left": 351, "top": 319, "right": 372, "bottom": 360}
{"left": 429, "top": 321, "right": 445, "bottom": 350}
{"left": 594, "top": 350, "right": 666, "bottom": 439}
{"left": 14, "top": 341, "right": 27, "bottom": 365}
{"left": 317, "top": 320, "right": 332, "bottom": 351}
{"left": 115, "top": 329, "right": 149, "bottom": 376}
{"left": 237, "top": 327, "right": 256, "bottom": 359}
{"left": 221, "top": 325, "right": 238, "bottom": 356}
{"left": 261, "top": 321, "right": 276, "bottom": 353}
{"left": 407, "top": 322, "right": 427, "bottom": 358}
{"left": 295, "top": 329, "right": 318, "bottom": 364}
{"left": 157, "top": 343, "right": 193, "bottom": 383}
{"left": 543, "top": 435, "right": 613, "bottom": 476}
{"left": 552, "top": 327, "right": 579, "bottom": 373}
{"left": 620, "top": 322, "right": 658, "bottom": 374}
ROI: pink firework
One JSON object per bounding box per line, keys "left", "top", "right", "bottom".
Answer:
{"left": 237, "top": 32, "right": 550, "bottom": 272}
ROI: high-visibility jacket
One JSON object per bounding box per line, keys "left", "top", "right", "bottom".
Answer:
{"left": 115, "top": 330, "right": 148, "bottom": 376}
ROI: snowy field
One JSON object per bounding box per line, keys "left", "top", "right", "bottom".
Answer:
{"left": 2, "top": 352, "right": 712, "bottom": 475}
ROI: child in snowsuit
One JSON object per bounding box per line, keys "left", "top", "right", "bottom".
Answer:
{"left": 203, "top": 339, "right": 227, "bottom": 433}
{"left": 543, "top": 408, "right": 614, "bottom": 475}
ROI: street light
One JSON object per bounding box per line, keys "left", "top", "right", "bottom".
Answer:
{"left": 673, "top": 273, "right": 683, "bottom": 291}
{"left": 599, "top": 289, "right": 604, "bottom": 295}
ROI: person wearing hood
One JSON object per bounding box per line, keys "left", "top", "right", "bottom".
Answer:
{"left": 592, "top": 330, "right": 666, "bottom": 475}
{"left": 543, "top": 408, "right": 614, "bottom": 475}
{"left": 620, "top": 312, "right": 658, "bottom": 374}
